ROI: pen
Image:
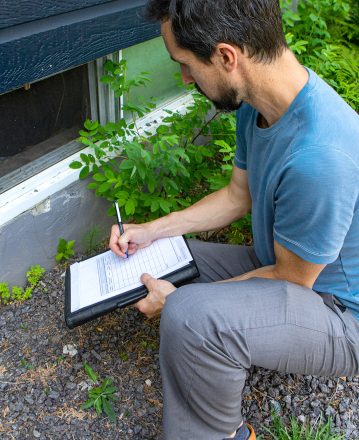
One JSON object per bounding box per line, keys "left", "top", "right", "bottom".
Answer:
{"left": 114, "top": 201, "right": 128, "bottom": 258}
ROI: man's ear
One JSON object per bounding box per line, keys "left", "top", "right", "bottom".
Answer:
{"left": 214, "top": 43, "right": 238, "bottom": 73}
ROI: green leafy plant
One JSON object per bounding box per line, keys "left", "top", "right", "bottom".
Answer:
{"left": 81, "top": 362, "right": 118, "bottom": 422}
{"left": 56, "top": 238, "right": 75, "bottom": 262}
{"left": 19, "top": 358, "right": 35, "bottom": 371}
{"left": 70, "top": 59, "right": 236, "bottom": 224}
{"left": 11, "top": 285, "right": 32, "bottom": 302}
{"left": 26, "top": 265, "right": 45, "bottom": 287}
{"left": 281, "top": 0, "right": 359, "bottom": 110}
{"left": 0, "top": 265, "right": 45, "bottom": 305}
{"left": 119, "top": 351, "right": 129, "bottom": 362}
{"left": 264, "top": 411, "right": 344, "bottom": 440}
{"left": 0, "top": 282, "right": 11, "bottom": 305}
{"left": 19, "top": 322, "right": 29, "bottom": 332}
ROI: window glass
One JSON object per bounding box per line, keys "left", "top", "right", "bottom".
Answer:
{"left": 123, "top": 37, "right": 181, "bottom": 108}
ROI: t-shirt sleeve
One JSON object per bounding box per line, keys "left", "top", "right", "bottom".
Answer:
{"left": 234, "top": 108, "right": 247, "bottom": 170}
{"left": 273, "top": 148, "right": 359, "bottom": 264}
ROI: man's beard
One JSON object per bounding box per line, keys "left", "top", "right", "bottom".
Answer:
{"left": 195, "top": 83, "right": 242, "bottom": 112}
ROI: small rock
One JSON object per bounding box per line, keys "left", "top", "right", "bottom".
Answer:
{"left": 270, "top": 400, "right": 282, "bottom": 414}
{"left": 24, "top": 396, "right": 34, "bottom": 405}
{"left": 319, "top": 383, "right": 329, "bottom": 393}
{"left": 134, "top": 425, "right": 142, "bottom": 434}
{"left": 48, "top": 391, "right": 60, "bottom": 400}
{"left": 91, "top": 349, "right": 101, "bottom": 361}
{"left": 325, "top": 405, "right": 336, "bottom": 417}
{"left": 63, "top": 344, "right": 78, "bottom": 357}
{"left": 33, "top": 430, "right": 41, "bottom": 438}
{"left": 145, "top": 379, "right": 152, "bottom": 387}
{"left": 298, "top": 415, "right": 306, "bottom": 424}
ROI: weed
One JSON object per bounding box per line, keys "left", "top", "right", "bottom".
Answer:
{"left": 56, "top": 238, "right": 75, "bottom": 262}
{"left": 0, "top": 265, "right": 45, "bottom": 305}
{"left": 19, "top": 323, "right": 29, "bottom": 332}
{"left": 264, "top": 411, "right": 344, "bottom": 440}
{"left": 81, "top": 363, "right": 118, "bottom": 422}
{"left": 119, "top": 352, "right": 129, "bottom": 362}
{"left": 0, "top": 283, "right": 11, "bottom": 305}
{"left": 19, "top": 359, "right": 34, "bottom": 371}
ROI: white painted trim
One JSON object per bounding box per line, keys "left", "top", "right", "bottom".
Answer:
{"left": 0, "top": 92, "right": 193, "bottom": 228}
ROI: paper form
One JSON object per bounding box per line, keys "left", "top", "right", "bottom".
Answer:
{"left": 70, "top": 236, "right": 192, "bottom": 312}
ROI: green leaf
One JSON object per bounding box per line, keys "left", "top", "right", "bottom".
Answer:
{"left": 93, "top": 173, "right": 107, "bottom": 182}
{"left": 79, "top": 166, "right": 90, "bottom": 180}
{"left": 81, "top": 398, "right": 95, "bottom": 410}
{"left": 94, "top": 398, "right": 103, "bottom": 415}
{"left": 125, "top": 199, "right": 136, "bottom": 216}
{"left": 84, "top": 363, "right": 98, "bottom": 383}
{"left": 159, "top": 199, "right": 171, "bottom": 214}
{"left": 98, "top": 182, "right": 113, "bottom": 193}
{"left": 55, "top": 253, "right": 64, "bottom": 262}
{"left": 103, "top": 398, "right": 116, "bottom": 422}
{"left": 57, "top": 238, "right": 67, "bottom": 252}
{"left": 119, "top": 160, "right": 135, "bottom": 170}
{"left": 147, "top": 175, "right": 156, "bottom": 193}
{"left": 103, "top": 387, "right": 117, "bottom": 395}
{"left": 84, "top": 119, "right": 99, "bottom": 131}
{"left": 80, "top": 153, "right": 90, "bottom": 164}
{"left": 87, "top": 182, "right": 98, "bottom": 190}
{"left": 69, "top": 161, "right": 82, "bottom": 169}
{"left": 105, "top": 169, "right": 115, "bottom": 180}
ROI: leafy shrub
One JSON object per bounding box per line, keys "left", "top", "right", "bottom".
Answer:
{"left": 281, "top": 0, "right": 359, "bottom": 110}
{"left": 71, "top": 59, "right": 236, "bottom": 223}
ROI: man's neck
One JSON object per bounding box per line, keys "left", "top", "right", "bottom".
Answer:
{"left": 243, "top": 50, "right": 309, "bottom": 128}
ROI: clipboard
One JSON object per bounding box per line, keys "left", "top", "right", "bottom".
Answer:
{"left": 64, "top": 237, "right": 199, "bottom": 328}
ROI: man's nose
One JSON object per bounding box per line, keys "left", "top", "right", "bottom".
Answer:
{"left": 180, "top": 65, "right": 194, "bottom": 85}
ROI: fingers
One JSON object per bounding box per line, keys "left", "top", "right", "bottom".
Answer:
{"left": 109, "top": 224, "right": 134, "bottom": 258}
{"left": 140, "top": 273, "right": 157, "bottom": 290}
{"left": 109, "top": 224, "right": 122, "bottom": 256}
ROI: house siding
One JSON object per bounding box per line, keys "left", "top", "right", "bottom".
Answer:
{"left": 0, "top": 0, "right": 160, "bottom": 94}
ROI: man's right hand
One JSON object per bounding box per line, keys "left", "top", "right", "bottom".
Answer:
{"left": 109, "top": 223, "right": 155, "bottom": 258}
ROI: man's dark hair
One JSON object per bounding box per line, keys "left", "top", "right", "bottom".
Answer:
{"left": 146, "top": 0, "right": 288, "bottom": 63}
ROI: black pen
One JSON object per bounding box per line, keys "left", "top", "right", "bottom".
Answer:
{"left": 114, "top": 201, "right": 128, "bottom": 258}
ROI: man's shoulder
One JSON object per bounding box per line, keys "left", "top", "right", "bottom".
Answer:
{"left": 290, "top": 70, "right": 359, "bottom": 163}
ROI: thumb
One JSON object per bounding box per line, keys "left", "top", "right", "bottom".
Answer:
{"left": 140, "top": 273, "right": 157, "bottom": 290}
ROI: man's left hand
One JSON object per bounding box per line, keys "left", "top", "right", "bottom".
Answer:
{"left": 135, "top": 273, "right": 176, "bottom": 319}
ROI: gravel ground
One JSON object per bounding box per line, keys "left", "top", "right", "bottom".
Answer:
{"left": 0, "top": 256, "right": 358, "bottom": 439}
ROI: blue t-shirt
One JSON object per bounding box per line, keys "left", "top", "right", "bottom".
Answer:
{"left": 234, "top": 68, "right": 359, "bottom": 318}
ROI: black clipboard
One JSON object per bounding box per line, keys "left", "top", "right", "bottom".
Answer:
{"left": 64, "top": 238, "right": 199, "bottom": 329}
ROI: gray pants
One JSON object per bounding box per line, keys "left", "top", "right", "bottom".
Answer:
{"left": 160, "top": 240, "right": 359, "bottom": 440}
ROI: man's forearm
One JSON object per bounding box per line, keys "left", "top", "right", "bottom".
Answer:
{"left": 222, "top": 265, "right": 277, "bottom": 283}
{"left": 148, "top": 185, "right": 249, "bottom": 239}
{"left": 220, "top": 260, "right": 318, "bottom": 290}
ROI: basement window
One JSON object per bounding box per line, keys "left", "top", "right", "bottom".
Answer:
{"left": 0, "top": 65, "right": 90, "bottom": 193}
{"left": 0, "top": 37, "right": 182, "bottom": 196}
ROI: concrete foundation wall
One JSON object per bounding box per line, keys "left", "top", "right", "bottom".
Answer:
{"left": 0, "top": 179, "right": 114, "bottom": 286}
